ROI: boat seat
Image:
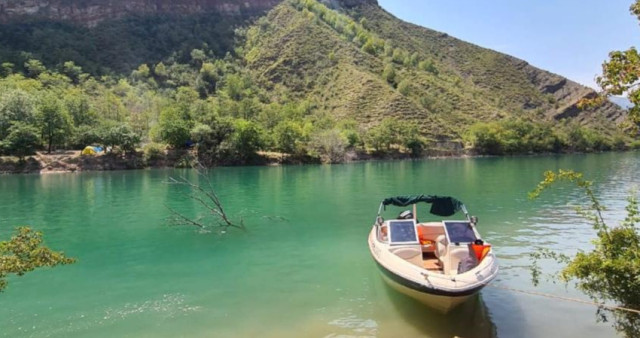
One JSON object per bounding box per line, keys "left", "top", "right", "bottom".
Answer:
{"left": 391, "top": 247, "right": 423, "bottom": 268}
{"left": 446, "top": 245, "right": 471, "bottom": 275}
{"left": 435, "top": 235, "right": 447, "bottom": 258}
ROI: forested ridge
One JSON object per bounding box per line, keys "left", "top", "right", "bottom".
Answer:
{"left": 0, "top": 0, "right": 635, "bottom": 169}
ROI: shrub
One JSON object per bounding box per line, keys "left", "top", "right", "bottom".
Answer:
{"left": 466, "top": 119, "right": 568, "bottom": 155}
{"left": 101, "top": 124, "right": 140, "bottom": 155}
{"left": 397, "top": 79, "right": 411, "bottom": 96}
{"left": 2, "top": 122, "right": 40, "bottom": 160}
{"left": 71, "top": 125, "right": 102, "bottom": 149}
{"left": 309, "top": 129, "right": 347, "bottom": 163}
{"left": 566, "top": 125, "right": 611, "bottom": 152}
{"left": 362, "top": 40, "right": 376, "bottom": 55}
{"left": 190, "top": 120, "right": 234, "bottom": 164}
{"left": 158, "top": 107, "right": 193, "bottom": 148}
{"left": 365, "top": 118, "right": 420, "bottom": 153}
{"left": 231, "top": 119, "right": 264, "bottom": 160}
{"left": 382, "top": 64, "right": 396, "bottom": 85}
{"left": 465, "top": 122, "right": 504, "bottom": 155}
{"left": 419, "top": 60, "right": 438, "bottom": 74}
{"left": 273, "top": 121, "right": 305, "bottom": 154}
{"left": 143, "top": 142, "right": 166, "bottom": 162}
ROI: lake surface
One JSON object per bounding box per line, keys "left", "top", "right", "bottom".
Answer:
{"left": 1, "top": 152, "right": 639, "bottom": 337}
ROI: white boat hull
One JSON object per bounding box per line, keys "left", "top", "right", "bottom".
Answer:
{"left": 379, "top": 270, "right": 474, "bottom": 313}
{"left": 368, "top": 227, "right": 498, "bottom": 313}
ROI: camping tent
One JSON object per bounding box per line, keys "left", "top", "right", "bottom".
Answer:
{"left": 81, "top": 146, "right": 97, "bottom": 155}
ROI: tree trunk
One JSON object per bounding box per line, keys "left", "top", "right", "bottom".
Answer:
{"left": 47, "top": 128, "right": 53, "bottom": 154}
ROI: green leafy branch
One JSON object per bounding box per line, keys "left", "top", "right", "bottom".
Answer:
{"left": 0, "top": 227, "right": 75, "bottom": 292}
{"left": 529, "top": 169, "right": 608, "bottom": 232}
{"left": 529, "top": 170, "right": 640, "bottom": 336}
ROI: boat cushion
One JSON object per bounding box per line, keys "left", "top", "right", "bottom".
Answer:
{"left": 435, "top": 235, "right": 447, "bottom": 258}
{"left": 391, "top": 247, "right": 421, "bottom": 259}
{"left": 447, "top": 246, "right": 470, "bottom": 275}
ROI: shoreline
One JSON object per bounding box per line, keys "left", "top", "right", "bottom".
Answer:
{"left": 0, "top": 149, "right": 636, "bottom": 175}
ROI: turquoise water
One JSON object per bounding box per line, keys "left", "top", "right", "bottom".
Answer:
{"left": 1, "top": 152, "right": 639, "bottom": 337}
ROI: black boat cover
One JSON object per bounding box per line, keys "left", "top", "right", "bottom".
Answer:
{"left": 382, "top": 195, "right": 464, "bottom": 217}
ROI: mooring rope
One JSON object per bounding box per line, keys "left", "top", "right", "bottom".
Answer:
{"left": 487, "top": 284, "right": 640, "bottom": 315}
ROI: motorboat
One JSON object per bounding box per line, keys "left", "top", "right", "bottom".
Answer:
{"left": 368, "top": 195, "right": 499, "bottom": 313}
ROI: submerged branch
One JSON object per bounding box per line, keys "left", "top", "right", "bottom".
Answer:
{"left": 166, "top": 205, "right": 207, "bottom": 229}
{"left": 165, "top": 164, "right": 245, "bottom": 233}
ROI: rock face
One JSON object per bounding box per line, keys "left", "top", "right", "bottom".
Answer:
{"left": 0, "top": 0, "right": 284, "bottom": 26}
{"left": 523, "top": 64, "right": 626, "bottom": 123}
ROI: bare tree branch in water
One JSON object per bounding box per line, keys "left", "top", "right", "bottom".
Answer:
{"left": 166, "top": 164, "right": 245, "bottom": 233}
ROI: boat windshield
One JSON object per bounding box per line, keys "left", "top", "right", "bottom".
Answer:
{"left": 444, "top": 221, "right": 477, "bottom": 243}
{"left": 389, "top": 220, "right": 419, "bottom": 245}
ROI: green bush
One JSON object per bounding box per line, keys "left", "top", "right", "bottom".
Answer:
{"left": 231, "top": 119, "right": 264, "bottom": 160}
{"left": 465, "top": 122, "right": 503, "bottom": 155}
{"left": 143, "top": 142, "right": 166, "bottom": 162}
{"left": 2, "top": 122, "right": 40, "bottom": 160}
{"left": 0, "top": 89, "right": 37, "bottom": 139}
{"left": 101, "top": 124, "right": 140, "bottom": 155}
{"left": 419, "top": 60, "right": 438, "bottom": 74}
{"left": 466, "top": 119, "right": 565, "bottom": 155}
{"left": 397, "top": 79, "right": 411, "bottom": 96}
{"left": 71, "top": 125, "right": 102, "bottom": 149}
{"left": 365, "top": 118, "right": 421, "bottom": 154}
{"left": 190, "top": 120, "right": 234, "bottom": 164}
{"left": 309, "top": 129, "right": 347, "bottom": 163}
{"left": 566, "top": 124, "right": 611, "bottom": 152}
{"left": 274, "top": 121, "right": 305, "bottom": 154}
{"left": 382, "top": 64, "right": 396, "bottom": 85}
{"left": 157, "top": 107, "right": 193, "bottom": 148}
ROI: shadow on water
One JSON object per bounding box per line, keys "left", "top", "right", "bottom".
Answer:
{"left": 380, "top": 283, "right": 497, "bottom": 338}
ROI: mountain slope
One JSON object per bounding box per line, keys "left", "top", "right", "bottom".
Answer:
{"left": 241, "top": 0, "right": 624, "bottom": 143}
{"left": 0, "top": 0, "right": 629, "bottom": 158}
{"left": 355, "top": 3, "right": 624, "bottom": 123}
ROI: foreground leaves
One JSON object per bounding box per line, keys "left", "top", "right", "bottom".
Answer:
{"left": 0, "top": 227, "right": 75, "bottom": 292}
{"left": 580, "top": 0, "right": 640, "bottom": 134}
{"left": 529, "top": 170, "right": 640, "bottom": 336}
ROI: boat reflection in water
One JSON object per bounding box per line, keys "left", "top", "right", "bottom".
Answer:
{"left": 380, "top": 284, "right": 497, "bottom": 338}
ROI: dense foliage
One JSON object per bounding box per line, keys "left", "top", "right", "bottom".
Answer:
{"left": 529, "top": 170, "right": 640, "bottom": 337}
{"left": 464, "top": 119, "right": 631, "bottom": 155}
{"left": 1, "top": 48, "right": 426, "bottom": 164}
{"left": 0, "top": 13, "right": 245, "bottom": 75}
{"left": 0, "top": 227, "right": 75, "bottom": 292}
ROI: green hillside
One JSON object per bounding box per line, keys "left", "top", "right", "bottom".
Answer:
{"left": 0, "top": 13, "right": 247, "bottom": 75}
{"left": 245, "top": 0, "right": 625, "bottom": 139}
{"left": 0, "top": 0, "right": 633, "bottom": 167}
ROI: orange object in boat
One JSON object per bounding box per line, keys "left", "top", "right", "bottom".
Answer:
{"left": 416, "top": 227, "right": 431, "bottom": 245}
{"left": 471, "top": 244, "right": 491, "bottom": 262}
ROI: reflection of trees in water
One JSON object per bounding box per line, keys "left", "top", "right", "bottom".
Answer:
{"left": 381, "top": 285, "right": 497, "bottom": 338}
